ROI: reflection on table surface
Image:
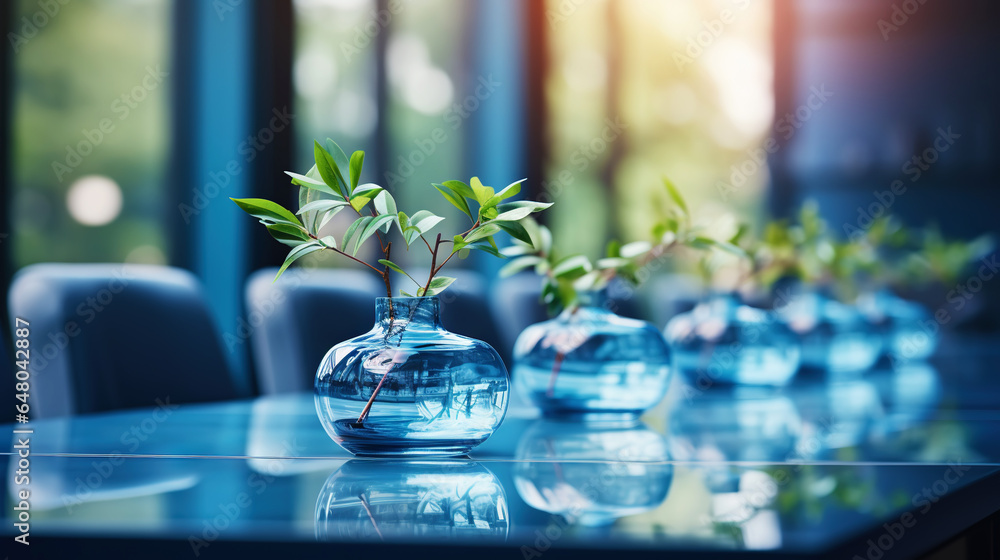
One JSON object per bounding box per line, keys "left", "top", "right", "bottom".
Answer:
{"left": 3, "top": 344, "right": 1000, "bottom": 555}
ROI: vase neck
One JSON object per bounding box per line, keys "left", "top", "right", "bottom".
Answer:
{"left": 575, "top": 290, "right": 608, "bottom": 308}
{"left": 375, "top": 297, "right": 441, "bottom": 329}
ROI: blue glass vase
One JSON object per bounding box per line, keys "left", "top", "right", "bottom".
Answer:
{"left": 779, "top": 291, "right": 882, "bottom": 373}
{"left": 664, "top": 294, "right": 800, "bottom": 387}
{"left": 857, "top": 291, "right": 939, "bottom": 362}
{"left": 512, "top": 293, "right": 672, "bottom": 416}
{"left": 315, "top": 460, "right": 508, "bottom": 542}
{"left": 314, "top": 297, "right": 509, "bottom": 456}
{"left": 514, "top": 419, "right": 673, "bottom": 526}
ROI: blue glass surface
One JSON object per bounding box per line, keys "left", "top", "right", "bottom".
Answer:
{"left": 664, "top": 294, "right": 801, "bottom": 386}
{"left": 512, "top": 297, "right": 672, "bottom": 416}
{"left": 315, "top": 460, "right": 508, "bottom": 542}
{"left": 780, "top": 291, "right": 883, "bottom": 373}
{"left": 514, "top": 419, "right": 673, "bottom": 526}
{"left": 314, "top": 297, "right": 509, "bottom": 456}
{"left": 858, "top": 290, "right": 940, "bottom": 363}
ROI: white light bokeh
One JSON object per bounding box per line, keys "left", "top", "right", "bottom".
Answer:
{"left": 66, "top": 175, "right": 123, "bottom": 226}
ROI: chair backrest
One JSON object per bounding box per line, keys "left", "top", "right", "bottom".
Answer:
{"left": 245, "top": 267, "right": 383, "bottom": 394}
{"left": 247, "top": 267, "right": 509, "bottom": 393}
{"left": 8, "top": 264, "right": 240, "bottom": 418}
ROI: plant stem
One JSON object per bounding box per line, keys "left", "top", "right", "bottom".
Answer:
{"left": 358, "top": 492, "right": 384, "bottom": 541}
{"left": 423, "top": 233, "right": 442, "bottom": 294}
{"left": 382, "top": 242, "right": 393, "bottom": 300}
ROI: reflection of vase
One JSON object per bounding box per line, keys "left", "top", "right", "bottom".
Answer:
{"left": 664, "top": 294, "right": 800, "bottom": 387}
{"left": 314, "top": 460, "right": 508, "bottom": 542}
{"left": 857, "top": 291, "right": 939, "bottom": 362}
{"left": 669, "top": 388, "right": 802, "bottom": 463}
{"left": 514, "top": 419, "right": 673, "bottom": 526}
{"left": 314, "top": 297, "right": 509, "bottom": 456}
{"left": 793, "top": 379, "right": 884, "bottom": 456}
{"left": 512, "top": 293, "right": 671, "bottom": 416}
{"left": 779, "top": 292, "right": 882, "bottom": 373}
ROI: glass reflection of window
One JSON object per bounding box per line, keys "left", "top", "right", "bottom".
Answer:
{"left": 11, "top": 0, "right": 171, "bottom": 266}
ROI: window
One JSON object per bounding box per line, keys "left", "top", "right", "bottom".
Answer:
{"left": 10, "top": 0, "right": 172, "bottom": 267}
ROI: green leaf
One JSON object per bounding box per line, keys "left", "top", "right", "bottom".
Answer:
{"left": 318, "top": 208, "right": 341, "bottom": 231}
{"left": 552, "top": 255, "right": 593, "bottom": 279}
{"left": 325, "top": 138, "right": 352, "bottom": 195}
{"left": 465, "top": 241, "right": 506, "bottom": 259}
{"left": 452, "top": 234, "right": 467, "bottom": 253}
{"left": 232, "top": 198, "right": 303, "bottom": 227}
{"left": 266, "top": 223, "right": 311, "bottom": 247}
{"left": 275, "top": 242, "right": 324, "bottom": 281}
{"left": 313, "top": 141, "right": 346, "bottom": 198}
{"left": 378, "top": 259, "right": 408, "bottom": 276}
{"left": 286, "top": 171, "right": 338, "bottom": 198}
{"left": 409, "top": 210, "right": 445, "bottom": 235}
{"left": 319, "top": 235, "right": 338, "bottom": 249}
{"left": 355, "top": 214, "right": 396, "bottom": 255}
{"left": 350, "top": 183, "right": 383, "bottom": 212}
{"left": 493, "top": 220, "right": 534, "bottom": 245}
{"left": 620, "top": 241, "right": 653, "bottom": 259}
{"left": 495, "top": 179, "right": 524, "bottom": 201}
{"left": 297, "top": 199, "right": 349, "bottom": 215}
{"left": 606, "top": 240, "right": 622, "bottom": 258}
{"left": 494, "top": 200, "right": 553, "bottom": 222}
{"left": 433, "top": 183, "right": 473, "bottom": 221}
{"left": 662, "top": 177, "right": 688, "bottom": 217}
{"left": 343, "top": 216, "right": 373, "bottom": 253}
{"left": 349, "top": 151, "right": 364, "bottom": 191}
{"left": 465, "top": 223, "right": 502, "bottom": 243}
{"left": 470, "top": 177, "right": 494, "bottom": 204}
{"left": 499, "top": 255, "right": 544, "bottom": 277}
{"left": 400, "top": 290, "right": 415, "bottom": 297}
{"left": 374, "top": 191, "right": 397, "bottom": 219}
{"left": 424, "top": 275, "right": 457, "bottom": 296}
{"left": 442, "top": 179, "right": 476, "bottom": 200}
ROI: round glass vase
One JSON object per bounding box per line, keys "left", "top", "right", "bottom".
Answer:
{"left": 511, "top": 292, "right": 672, "bottom": 417}
{"left": 663, "top": 293, "right": 801, "bottom": 387}
{"left": 778, "top": 290, "right": 883, "bottom": 373}
{"left": 314, "top": 297, "right": 509, "bottom": 456}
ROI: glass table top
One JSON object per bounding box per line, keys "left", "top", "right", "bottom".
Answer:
{"left": 3, "top": 342, "right": 1000, "bottom": 557}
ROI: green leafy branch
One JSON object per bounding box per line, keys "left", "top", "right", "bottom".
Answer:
{"left": 500, "top": 177, "right": 742, "bottom": 314}
{"left": 231, "top": 139, "right": 553, "bottom": 301}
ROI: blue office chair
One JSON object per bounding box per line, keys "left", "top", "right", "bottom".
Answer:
{"left": 245, "top": 267, "right": 383, "bottom": 394}
{"left": 7, "top": 264, "right": 241, "bottom": 418}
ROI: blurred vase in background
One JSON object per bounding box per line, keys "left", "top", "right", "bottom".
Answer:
{"left": 512, "top": 292, "right": 672, "bottom": 416}
{"left": 857, "top": 290, "right": 939, "bottom": 363}
{"left": 778, "top": 291, "right": 882, "bottom": 374}
{"left": 664, "top": 294, "right": 801, "bottom": 387}
{"left": 315, "top": 297, "right": 509, "bottom": 456}
{"left": 315, "top": 460, "right": 508, "bottom": 542}
{"left": 514, "top": 418, "right": 673, "bottom": 526}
